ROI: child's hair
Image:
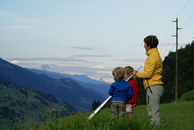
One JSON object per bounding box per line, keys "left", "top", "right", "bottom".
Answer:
{"left": 112, "top": 67, "right": 124, "bottom": 81}
{"left": 144, "top": 35, "right": 159, "bottom": 48}
{"left": 124, "top": 66, "right": 134, "bottom": 80}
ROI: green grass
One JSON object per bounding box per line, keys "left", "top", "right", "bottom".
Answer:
{"left": 2, "top": 83, "right": 193, "bottom": 130}
{"left": 35, "top": 101, "right": 194, "bottom": 130}
{"left": 160, "top": 101, "right": 194, "bottom": 129}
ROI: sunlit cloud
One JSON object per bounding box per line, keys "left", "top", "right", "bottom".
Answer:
{"left": 11, "top": 60, "right": 19, "bottom": 64}
{"left": 88, "top": 76, "right": 113, "bottom": 83}
{"left": 103, "top": 78, "right": 114, "bottom": 83}
{"left": 6, "top": 55, "right": 144, "bottom": 84}
{"left": 58, "top": 64, "right": 79, "bottom": 67}
{"left": 89, "top": 66, "right": 104, "bottom": 69}
{"left": 8, "top": 57, "right": 105, "bottom": 69}
{"left": 8, "top": 57, "right": 85, "bottom": 62}
{"left": 97, "top": 71, "right": 111, "bottom": 75}
{"left": 7, "top": 58, "right": 114, "bottom": 83}
{"left": 64, "top": 72, "right": 85, "bottom": 75}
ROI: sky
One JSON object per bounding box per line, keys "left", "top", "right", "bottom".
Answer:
{"left": 0, "top": 0, "right": 194, "bottom": 83}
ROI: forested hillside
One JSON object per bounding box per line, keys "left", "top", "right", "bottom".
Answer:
{"left": 162, "top": 40, "right": 194, "bottom": 102}
{"left": 0, "top": 80, "right": 76, "bottom": 126}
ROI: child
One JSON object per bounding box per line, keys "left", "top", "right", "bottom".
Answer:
{"left": 108, "top": 67, "right": 133, "bottom": 119}
{"left": 124, "top": 66, "right": 139, "bottom": 119}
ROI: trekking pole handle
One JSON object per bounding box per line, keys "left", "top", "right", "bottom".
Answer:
{"left": 125, "top": 66, "right": 142, "bottom": 82}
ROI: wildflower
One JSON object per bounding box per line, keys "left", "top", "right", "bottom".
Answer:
{"left": 41, "top": 116, "right": 47, "bottom": 121}
{"left": 51, "top": 108, "right": 56, "bottom": 113}
{"left": 41, "top": 117, "right": 45, "bottom": 122}
{"left": 71, "top": 111, "right": 75, "bottom": 115}
{"left": 49, "top": 97, "right": 52, "bottom": 104}
{"left": 49, "top": 97, "right": 53, "bottom": 110}
{"left": 56, "top": 111, "right": 59, "bottom": 118}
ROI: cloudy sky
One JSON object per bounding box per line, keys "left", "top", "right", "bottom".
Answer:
{"left": 0, "top": 0, "right": 193, "bottom": 83}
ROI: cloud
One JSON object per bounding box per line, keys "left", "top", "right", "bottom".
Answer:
{"left": 89, "top": 66, "right": 104, "bottom": 69}
{"left": 0, "top": 25, "right": 35, "bottom": 29}
{"left": 56, "top": 63, "right": 106, "bottom": 71}
{"left": 7, "top": 57, "right": 113, "bottom": 83}
{"left": 70, "top": 54, "right": 112, "bottom": 58}
{"left": 11, "top": 60, "right": 19, "bottom": 64}
{"left": 114, "top": 57, "right": 145, "bottom": 62}
{"left": 58, "top": 64, "right": 79, "bottom": 67}
{"left": 0, "top": 11, "right": 44, "bottom": 24}
{"left": 0, "top": 11, "right": 44, "bottom": 30}
{"left": 102, "top": 78, "right": 114, "bottom": 83}
{"left": 0, "top": 11, "right": 15, "bottom": 17}
{"left": 97, "top": 71, "right": 111, "bottom": 75}
{"left": 7, "top": 57, "right": 104, "bottom": 68}
{"left": 73, "top": 46, "right": 93, "bottom": 50}
{"left": 8, "top": 57, "right": 85, "bottom": 62}
{"left": 52, "top": 64, "right": 109, "bottom": 79}
{"left": 64, "top": 72, "right": 84, "bottom": 75}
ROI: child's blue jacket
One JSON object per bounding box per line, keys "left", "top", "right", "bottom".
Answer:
{"left": 108, "top": 78, "right": 133, "bottom": 104}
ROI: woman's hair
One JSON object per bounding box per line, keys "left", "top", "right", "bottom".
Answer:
{"left": 112, "top": 67, "right": 124, "bottom": 81}
{"left": 124, "top": 66, "right": 134, "bottom": 80}
{"left": 144, "top": 35, "right": 159, "bottom": 48}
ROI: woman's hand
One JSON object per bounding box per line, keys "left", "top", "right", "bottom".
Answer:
{"left": 133, "top": 70, "right": 138, "bottom": 76}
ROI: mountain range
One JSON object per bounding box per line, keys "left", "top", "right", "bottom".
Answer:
{"left": 28, "top": 68, "right": 110, "bottom": 97}
{"left": 0, "top": 58, "right": 107, "bottom": 111}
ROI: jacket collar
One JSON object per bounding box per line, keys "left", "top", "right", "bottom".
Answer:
{"left": 146, "top": 47, "right": 158, "bottom": 56}
{"left": 118, "top": 78, "right": 124, "bottom": 82}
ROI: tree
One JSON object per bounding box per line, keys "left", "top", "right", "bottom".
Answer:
{"left": 91, "top": 99, "right": 101, "bottom": 110}
{"left": 161, "top": 40, "right": 194, "bottom": 102}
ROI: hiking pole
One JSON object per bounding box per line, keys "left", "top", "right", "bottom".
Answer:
{"left": 88, "top": 66, "right": 142, "bottom": 120}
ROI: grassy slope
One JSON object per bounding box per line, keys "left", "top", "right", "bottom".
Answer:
{"left": 160, "top": 102, "right": 194, "bottom": 129}
{"left": 36, "top": 101, "right": 194, "bottom": 130}
{"left": 179, "top": 89, "right": 194, "bottom": 101}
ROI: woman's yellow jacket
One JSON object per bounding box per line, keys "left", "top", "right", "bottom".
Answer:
{"left": 136, "top": 47, "right": 163, "bottom": 89}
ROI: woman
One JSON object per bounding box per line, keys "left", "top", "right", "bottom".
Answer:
{"left": 133, "top": 35, "right": 163, "bottom": 125}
